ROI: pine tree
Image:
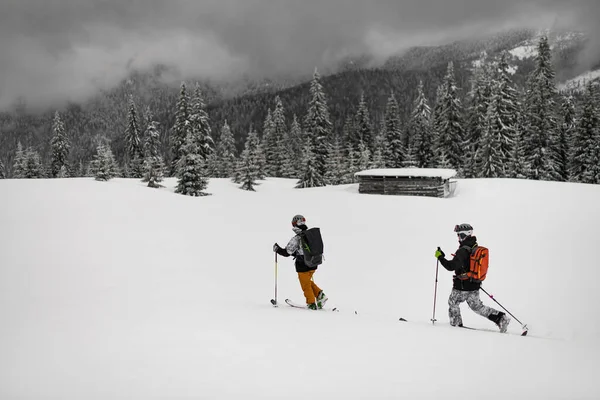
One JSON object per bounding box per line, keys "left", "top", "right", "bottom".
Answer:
{"left": 262, "top": 109, "right": 276, "bottom": 176}
{"left": 436, "top": 62, "right": 465, "bottom": 171}
{"left": 496, "top": 53, "right": 519, "bottom": 165}
{"left": 303, "top": 68, "right": 332, "bottom": 186}
{"left": 175, "top": 132, "right": 209, "bottom": 196}
{"left": 93, "top": 143, "right": 118, "bottom": 181}
{"left": 523, "top": 36, "right": 559, "bottom": 180}
{"left": 0, "top": 159, "right": 5, "bottom": 179}
{"left": 556, "top": 95, "right": 576, "bottom": 182}
{"left": 355, "top": 93, "right": 373, "bottom": 152}
{"left": 385, "top": 91, "right": 404, "bottom": 167}
{"left": 286, "top": 114, "right": 304, "bottom": 178}
{"left": 343, "top": 141, "right": 359, "bottom": 184}
{"left": 436, "top": 149, "right": 452, "bottom": 169}
{"left": 357, "top": 140, "right": 371, "bottom": 172}
{"left": 238, "top": 148, "right": 259, "bottom": 191}
{"left": 13, "top": 142, "right": 26, "bottom": 178}
{"left": 296, "top": 136, "right": 320, "bottom": 188}
{"left": 217, "top": 121, "right": 237, "bottom": 178}
{"left": 410, "top": 81, "right": 434, "bottom": 168}
{"left": 170, "top": 82, "right": 190, "bottom": 174}
{"left": 125, "top": 95, "right": 144, "bottom": 178}
{"left": 50, "top": 111, "right": 70, "bottom": 178}
{"left": 464, "top": 66, "right": 492, "bottom": 177}
{"left": 370, "top": 123, "right": 388, "bottom": 169}
{"left": 234, "top": 127, "right": 263, "bottom": 185}
{"left": 22, "top": 148, "right": 43, "bottom": 179}
{"left": 325, "top": 135, "right": 346, "bottom": 185}
{"left": 570, "top": 82, "right": 600, "bottom": 184}
{"left": 269, "top": 96, "right": 288, "bottom": 177}
{"left": 57, "top": 165, "right": 68, "bottom": 178}
{"left": 508, "top": 106, "right": 530, "bottom": 179}
{"left": 142, "top": 110, "right": 165, "bottom": 188}
{"left": 189, "top": 83, "right": 214, "bottom": 161}
{"left": 476, "top": 82, "right": 505, "bottom": 178}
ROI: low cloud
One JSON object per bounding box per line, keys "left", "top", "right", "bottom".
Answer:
{"left": 0, "top": 0, "right": 597, "bottom": 110}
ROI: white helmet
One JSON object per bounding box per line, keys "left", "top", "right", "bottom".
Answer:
{"left": 454, "top": 223, "right": 473, "bottom": 241}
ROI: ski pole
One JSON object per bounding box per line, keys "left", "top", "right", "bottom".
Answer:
{"left": 431, "top": 253, "right": 440, "bottom": 324}
{"left": 480, "top": 287, "right": 527, "bottom": 330}
{"left": 274, "top": 252, "right": 278, "bottom": 306}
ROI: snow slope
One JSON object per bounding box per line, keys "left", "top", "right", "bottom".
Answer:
{"left": 1, "top": 177, "right": 599, "bottom": 399}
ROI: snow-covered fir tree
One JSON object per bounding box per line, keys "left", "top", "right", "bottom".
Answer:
{"left": 189, "top": 83, "right": 214, "bottom": 162}
{"left": 370, "top": 122, "right": 388, "bottom": 169}
{"left": 325, "top": 134, "right": 346, "bottom": 185}
{"left": 125, "top": 95, "right": 144, "bottom": 178}
{"left": 13, "top": 142, "right": 26, "bottom": 178}
{"left": 508, "top": 108, "right": 529, "bottom": 179}
{"left": 570, "top": 82, "right": 600, "bottom": 184}
{"left": 410, "top": 81, "right": 434, "bottom": 168}
{"left": 170, "top": 82, "right": 190, "bottom": 174}
{"left": 284, "top": 114, "right": 304, "bottom": 178}
{"left": 357, "top": 140, "right": 371, "bottom": 172}
{"left": 175, "top": 132, "right": 209, "bottom": 197}
{"left": 93, "top": 142, "right": 118, "bottom": 181}
{"left": 464, "top": 65, "right": 493, "bottom": 177}
{"left": 261, "top": 109, "right": 276, "bottom": 176}
{"left": 343, "top": 141, "right": 359, "bottom": 184}
{"left": 50, "top": 111, "right": 70, "bottom": 178}
{"left": 303, "top": 68, "right": 332, "bottom": 186}
{"left": 436, "top": 149, "right": 452, "bottom": 169}
{"left": 431, "top": 85, "right": 445, "bottom": 143}
{"left": 556, "top": 95, "right": 576, "bottom": 182}
{"left": 21, "top": 148, "right": 44, "bottom": 179}
{"left": 57, "top": 165, "right": 68, "bottom": 178}
{"left": 296, "top": 136, "right": 320, "bottom": 189}
{"left": 238, "top": 147, "right": 259, "bottom": 191}
{"left": 355, "top": 93, "right": 373, "bottom": 153}
{"left": 216, "top": 121, "right": 237, "bottom": 178}
{"left": 384, "top": 91, "right": 403, "bottom": 167}
{"left": 435, "top": 62, "right": 465, "bottom": 172}
{"left": 495, "top": 53, "right": 519, "bottom": 160}
{"left": 234, "top": 128, "right": 263, "bottom": 184}
{"left": 523, "top": 36, "right": 559, "bottom": 181}
{"left": 268, "top": 96, "right": 288, "bottom": 177}
{"left": 475, "top": 82, "right": 505, "bottom": 177}
{"left": 142, "top": 110, "right": 165, "bottom": 188}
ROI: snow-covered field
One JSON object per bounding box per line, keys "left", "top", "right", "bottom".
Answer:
{"left": 1, "top": 177, "right": 599, "bottom": 399}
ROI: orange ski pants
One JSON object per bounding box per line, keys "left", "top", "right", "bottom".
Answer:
{"left": 297, "top": 270, "right": 322, "bottom": 305}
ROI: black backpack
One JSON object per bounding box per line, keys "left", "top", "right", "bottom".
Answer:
{"left": 299, "top": 227, "right": 324, "bottom": 268}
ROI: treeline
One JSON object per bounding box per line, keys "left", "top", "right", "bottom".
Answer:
{"left": 1, "top": 36, "right": 599, "bottom": 192}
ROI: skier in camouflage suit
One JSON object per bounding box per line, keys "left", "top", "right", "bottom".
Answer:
{"left": 273, "top": 215, "right": 328, "bottom": 310}
{"left": 435, "top": 223, "right": 510, "bottom": 332}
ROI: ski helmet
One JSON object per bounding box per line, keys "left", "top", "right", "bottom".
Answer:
{"left": 291, "top": 214, "right": 306, "bottom": 227}
{"left": 454, "top": 223, "right": 473, "bottom": 241}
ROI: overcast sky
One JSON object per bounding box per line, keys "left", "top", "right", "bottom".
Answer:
{"left": 0, "top": 0, "right": 598, "bottom": 110}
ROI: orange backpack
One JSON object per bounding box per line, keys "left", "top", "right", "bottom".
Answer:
{"left": 458, "top": 245, "right": 489, "bottom": 282}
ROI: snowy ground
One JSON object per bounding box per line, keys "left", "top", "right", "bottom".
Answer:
{"left": 1, "top": 177, "right": 599, "bottom": 399}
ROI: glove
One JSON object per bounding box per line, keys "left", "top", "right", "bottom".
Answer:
{"left": 435, "top": 247, "right": 445, "bottom": 259}
{"left": 273, "top": 243, "right": 281, "bottom": 252}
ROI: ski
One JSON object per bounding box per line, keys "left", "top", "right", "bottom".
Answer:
{"left": 285, "top": 299, "right": 339, "bottom": 312}
{"left": 270, "top": 299, "right": 277, "bottom": 307}
{"left": 400, "top": 318, "right": 529, "bottom": 337}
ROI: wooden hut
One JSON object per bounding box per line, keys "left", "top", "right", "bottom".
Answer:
{"left": 354, "top": 168, "right": 457, "bottom": 198}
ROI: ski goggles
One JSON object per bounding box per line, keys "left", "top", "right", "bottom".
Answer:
{"left": 456, "top": 231, "right": 473, "bottom": 241}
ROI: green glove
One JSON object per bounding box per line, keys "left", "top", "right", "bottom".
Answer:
{"left": 435, "top": 248, "right": 445, "bottom": 259}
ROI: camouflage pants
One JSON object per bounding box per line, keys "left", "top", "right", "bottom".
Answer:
{"left": 448, "top": 289, "right": 499, "bottom": 326}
